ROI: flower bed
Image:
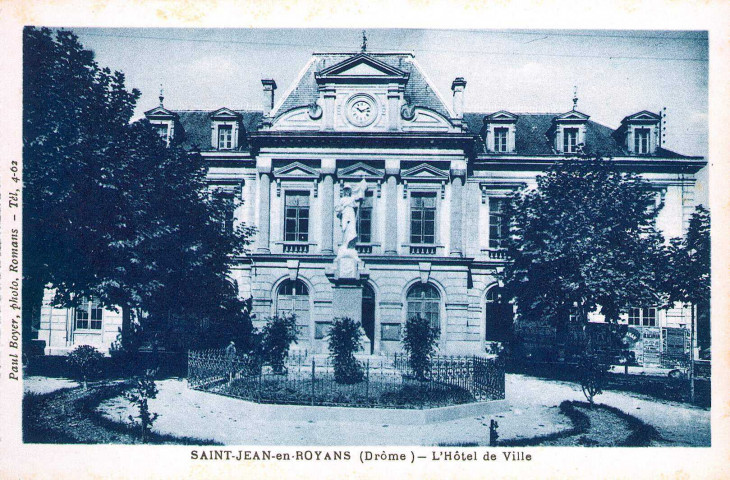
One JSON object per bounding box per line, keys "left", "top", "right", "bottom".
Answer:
{"left": 188, "top": 350, "right": 505, "bottom": 409}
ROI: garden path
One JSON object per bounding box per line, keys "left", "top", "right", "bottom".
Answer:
{"left": 96, "top": 374, "right": 710, "bottom": 446}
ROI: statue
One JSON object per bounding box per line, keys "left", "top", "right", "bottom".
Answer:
{"left": 335, "top": 178, "right": 368, "bottom": 259}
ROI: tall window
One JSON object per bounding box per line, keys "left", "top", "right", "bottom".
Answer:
{"left": 489, "top": 198, "right": 508, "bottom": 249}
{"left": 563, "top": 128, "right": 578, "bottom": 153}
{"left": 75, "top": 297, "right": 103, "bottom": 330}
{"left": 357, "top": 191, "right": 373, "bottom": 244}
{"left": 218, "top": 125, "right": 233, "bottom": 150}
{"left": 410, "top": 192, "right": 437, "bottom": 244}
{"left": 494, "top": 127, "right": 508, "bottom": 153}
{"left": 277, "top": 280, "right": 310, "bottom": 339}
{"left": 407, "top": 283, "right": 441, "bottom": 331}
{"left": 628, "top": 307, "right": 657, "bottom": 326}
{"left": 634, "top": 128, "right": 650, "bottom": 154}
{"left": 155, "top": 124, "right": 169, "bottom": 142}
{"left": 284, "top": 192, "right": 310, "bottom": 242}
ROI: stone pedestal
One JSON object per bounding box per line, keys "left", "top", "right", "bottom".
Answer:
{"left": 326, "top": 254, "right": 370, "bottom": 351}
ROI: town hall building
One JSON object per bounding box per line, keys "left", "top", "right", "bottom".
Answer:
{"left": 36, "top": 48, "right": 706, "bottom": 360}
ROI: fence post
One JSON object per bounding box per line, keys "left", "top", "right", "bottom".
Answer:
{"left": 258, "top": 366, "right": 262, "bottom": 403}
{"left": 365, "top": 359, "right": 370, "bottom": 403}
{"left": 311, "top": 359, "right": 316, "bottom": 406}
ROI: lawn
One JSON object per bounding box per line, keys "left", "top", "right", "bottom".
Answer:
{"left": 207, "top": 374, "right": 477, "bottom": 409}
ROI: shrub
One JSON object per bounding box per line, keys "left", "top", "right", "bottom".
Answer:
{"left": 327, "top": 317, "right": 364, "bottom": 384}
{"left": 261, "top": 314, "right": 298, "bottom": 374}
{"left": 578, "top": 351, "right": 610, "bottom": 406}
{"left": 125, "top": 369, "right": 159, "bottom": 443}
{"left": 66, "top": 345, "right": 104, "bottom": 389}
{"left": 402, "top": 315, "right": 440, "bottom": 381}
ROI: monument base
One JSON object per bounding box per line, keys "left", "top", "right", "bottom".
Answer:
{"left": 326, "top": 254, "right": 370, "bottom": 350}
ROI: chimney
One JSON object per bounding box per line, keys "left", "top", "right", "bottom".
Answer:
{"left": 451, "top": 77, "right": 467, "bottom": 119}
{"left": 261, "top": 79, "right": 277, "bottom": 116}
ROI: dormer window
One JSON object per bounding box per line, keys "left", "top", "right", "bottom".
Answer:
{"left": 549, "top": 110, "right": 589, "bottom": 154}
{"left": 483, "top": 111, "right": 518, "bottom": 153}
{"left": 210, "top": 107, "right": 242, "bottom": 151}
{"left": 218, "top": 125, "right": 233, "bottom": 150}
{"left": 563, "top": 128, "right": 579, "bottom": 153}
{"left": 155, "top": 124, "right": 169, "bottom": 142}
{"left": 634, "top": 128, "right": 650, "bottom": 154}
{"left": 616, "top": 111, "right": 661, "bottom": 155}
{"left": 494, "top": 128, "right": 509, "bottom": 152}
{"left": 144, "top": 105, "right": 177, "bottom": 148}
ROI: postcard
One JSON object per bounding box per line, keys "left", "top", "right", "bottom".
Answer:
{"left": 1, "top": 1, "right": 728, "bottom": 478}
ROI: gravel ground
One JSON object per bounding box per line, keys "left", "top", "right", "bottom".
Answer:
{"left": 24, "top": 376, "right": 78, "bottom": 395}
{"left": 97, "top": 373, "right": 709, "bottom": 446}
{"left": 24, "top": 372, "right": 708, "bottom": 446}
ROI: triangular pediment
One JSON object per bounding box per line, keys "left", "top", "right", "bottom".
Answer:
{"left": 402, "top": 163, "right": 449, "bottom": 180}
{"left": 144, "top": 106, "right": 176, "bottom": 119}
{"left": 485, "top": 110, "right": 518, "bottom": 122}
{"left": 337, "top": 162, "right": 384, "bottom": 179}
{"left": 210, "top": 107, "right": 241, "bottom": 120}
{"left": 274, "top": 162, "right": 319, "bottom": 179}
{"left": 555, "top": 110, "right": 590, "bottom": 121}
{"left": 623, "top": 110, "right": 660, "bottom": 122}
{"left": 318, "top": 53, "right": 408, "bottom": 78}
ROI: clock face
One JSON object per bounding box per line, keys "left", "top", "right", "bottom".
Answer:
{"left": 347, "top": 96, "right": 377, "bottom": 127}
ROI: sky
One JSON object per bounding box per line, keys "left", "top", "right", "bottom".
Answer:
{"left": 70, "top": 28, "right": 708, "bottom": 158}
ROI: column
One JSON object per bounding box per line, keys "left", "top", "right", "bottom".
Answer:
{"left": 320, "top": 164, "right": 335, "bottom": 255}
{"left": 256, "top": 171, "right": 271, "bottom": 254}
{"left": 449, "top": 170, "right": 465, "bottom": 258}
{"left": 383, "top": 171, "right": 399, "bottom": 255}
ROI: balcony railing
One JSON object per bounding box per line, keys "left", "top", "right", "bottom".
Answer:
{"left": 482, "top": 248, "right": 508, "bottom": 260}
{"left": 355, "top": 244, "right": 373, "bottom": 255}
{"left": 409, "top": 245, "right": 437, "bottom": 255}
{"left": 282, "top": 242, "right": 310, "bottom": 254}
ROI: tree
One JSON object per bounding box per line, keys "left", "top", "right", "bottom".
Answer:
{"left": 23, "top": 27, "right": 139, "bottom": 352}
{"left": 23, "top": 27, "right": 256, "bottom": 352}
{"left": 663, "top": 205, "right": 710, "bottom": 310}
{"left": 125, "top": 369, "right": 159, "bottom": 443}
{"left": 327, "top": 317, "right": 364, "bottom": 384}
{"left": 66, "top": 345, "right": 105, "bottom": 389}
{"left": 662, "top": 205, "right": 710, "bottom": 401}
{"left": 402, "top": 315, "right": 440, "bottom": 380}
{"left": 502, "top": 157, "right": 667, "bottom": 341}
{"left": 261, "top": 314, "right": 298, "bottom": 374}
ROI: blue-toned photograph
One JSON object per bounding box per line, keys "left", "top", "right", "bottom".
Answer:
{"left": 22, "top": 28, "right": 709, "bottom": 447}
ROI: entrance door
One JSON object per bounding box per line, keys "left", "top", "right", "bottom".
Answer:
{"left": 485, "top": 287, "right": 513, "bottom": 342}
{"left": 361, "top": 284, "right": 375, "bottom": 354}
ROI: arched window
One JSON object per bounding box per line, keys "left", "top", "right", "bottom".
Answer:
{"left": 485, "top": 286, "right": 513, "bottom": 342}
{"left": 406, "top": 283, "right": 440, "bottom": 330}
{"left": 277, "top": 280, "right": 310, "bottom": 340}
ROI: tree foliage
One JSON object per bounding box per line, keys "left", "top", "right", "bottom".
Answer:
{"left": 402, "top": 315, "right": 440, "bottom": 380}
{"left": 502, "top": 157, "right": 667, "bottom": 328}
{"left": 662, "top": 205, "right": 710, "bottom": 306}
{"left": 327, "top": 317, "right": 364, "bottom": 384}
{"left": 23, "top": 27, "right": 255, "bottom": 352}
{"left": 261, "top": 314, "right": 298, "bottom": 374}
{"left": 66, "top": 345, "right": 105, "bottom": 389}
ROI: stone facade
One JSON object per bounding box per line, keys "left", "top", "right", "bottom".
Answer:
{"left": 36, "top": 50, "right": 706, "bottom": 356}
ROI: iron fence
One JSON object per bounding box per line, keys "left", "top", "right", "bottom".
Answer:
{"left": 187, "top": 350, "right": 505, "bottom": 408}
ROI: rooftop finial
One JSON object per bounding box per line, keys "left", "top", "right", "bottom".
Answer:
{"left": 361, "top": 30, "right": 367, "bottom": 53}
{"left": 159, "top": 84, "right": 165, "bottom": 108}
{"left": 572, "top": 85, "right": 578, "bottom": 111}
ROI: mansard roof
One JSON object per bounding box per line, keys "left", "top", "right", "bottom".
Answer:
{"left": 170, "top": 110, "right": 263, "bottom": 151}
{"left": 463, "top": 112, "right": 694, "bottom": 158}
{"left": 273, "top": 52, "right": 452, "bottom": 119}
